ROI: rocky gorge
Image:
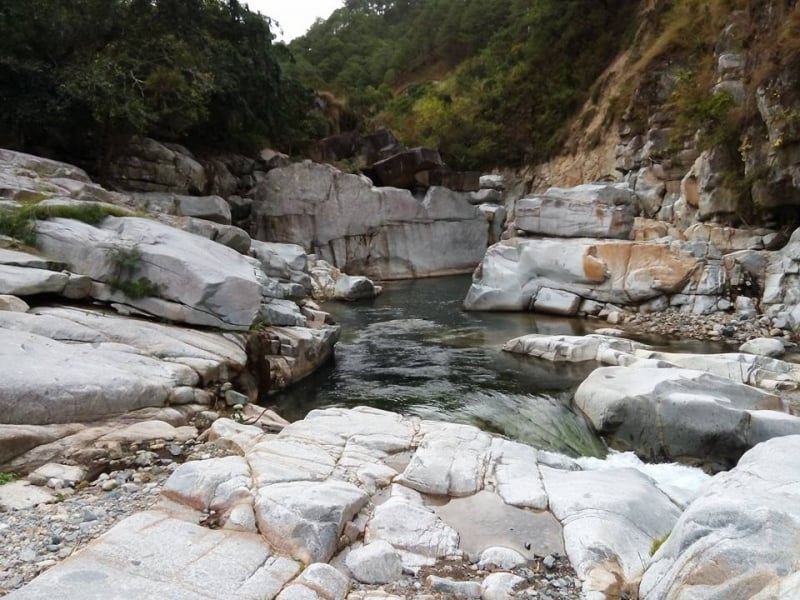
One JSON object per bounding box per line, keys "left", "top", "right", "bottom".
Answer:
{"left": 1, "top": 130, "right": 800, "bottom": 600}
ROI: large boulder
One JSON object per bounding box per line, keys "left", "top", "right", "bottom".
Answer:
{"left": 363, "top": 147, "right": 443, "bottom": 188}
{"left": 640, "top": 435, "right": 800, "bottom": 600}
{"left": 106, "top": 137, "right": 207, "bottom": 194}
{"left": 35, "top": 216, "right": 263, "bottom": 329}
{"left": 574, "top": 366, "right": 800, "bottom": 467}
{"left": 464, "top": 237, "right": 704, "bottom": 312}
{"left": 515, "top": 183, "right": 636, "bottom": 239}
{"left": 252, "top": 161, "right": 488, "bottom": 279}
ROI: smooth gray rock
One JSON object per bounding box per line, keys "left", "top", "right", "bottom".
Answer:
{"left": 488, "top": 438, "right": 548, "bottom": 510}
{"left": 479, "top": 175, "right": 505, "bottom": 190}
{"left": 739, "top": 337, "right": 786, "bottom": 358}
{"left": 477, "top": 546, "right": 527, "bottom": 570}
{"left": 0, "top": 264, "right": 68, "bottom": 296}
{"left": 575, "top": 367, "right": 800, "bottom": 466}
{"left": 294, "top": 563, "right": 349, "bottom": 600}
{"left": 27, "top": 463, "right": 86, "bottom": 486}
{"left": 398, "top": 422, "right": 491, "bottom": 497}
{"left": 333, "top": 275, "right": 377, "bottom": 301}
{"left": 366, "top": 485, "right": 460, "bottom": 568}
{"left": 162, "top": 456, "right": 251, "bottom": 518}
{"left": 426, "top": 576, "right": 482, "bottom": 598}
{"left": 542, "top": 466, "right": 680, "bottom": 597}
{"left": 481, "top": 573, "right": 525, "bottom": 600}
{"left": 252, "top": 162, "right": 487, "bottom": 280}
{"left": 345, "top": 541, "right": 402, "bottom": 584}
{"left": 0, "top": 294, "right": 29, "bottom": 312}
{"left": 36, "top": 216, "right": 263, "bottom": 329}
{"left": 516, "top": 183, "right": 636, "bottom": 239}
{"left": 0, "top": 480, "right": 54, "bottom": 510}
{"left": 255, "top": 480, "right": 369, "bottom": 564}
{"left": 640, "top": 435, "right": 800, "bottom": 600}
{"left": 107, "top": 137, "right": 207, "bottom": 194}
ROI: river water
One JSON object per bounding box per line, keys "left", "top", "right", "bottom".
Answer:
{"left": 274, "top": 275, "right": 610, "bottom": 457}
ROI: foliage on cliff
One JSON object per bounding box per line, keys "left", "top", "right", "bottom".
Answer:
{"left": 0, "top": 0, "right": 322, "bottom": 168}
{"left": 290, "top": 0, "right": 641, "bottom": 169}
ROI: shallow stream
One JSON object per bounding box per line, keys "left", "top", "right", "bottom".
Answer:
{"left": 274, "top": 275, "right": 612, "bottom": 457}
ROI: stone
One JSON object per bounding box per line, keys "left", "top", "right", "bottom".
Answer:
{"left": 366, "top": 485, "right": 460, "bottom": 568}
{"left": 426, "top": 576, "right": 482, "bottom": 598}
{"left": 481, "top": 573, "right": 525, "bottom": 600}
{"left": 0, "top": 480, "right": 54, "bottom": 510}
{"left": 255, "top": 480, "right": 369, "bottom": 564}
{"left": 345, "top": 541, "right": 402, "bottom": 584}
{"left": 107, "top": 137, "right": 207, "bottom": 194}
{"left": 542, "top": 466, "right": 680, "bottom": 596}
{"left": 36, "top": 216, "right": 263, "bottom": 329}
{"left": 28, "top": 463, "right": 86, "bottom": 486}
{"left": 477, "top": 546, "right": 527, "bottom": 570}
{"left": 125, "top": 192, "right": 231, "bottom": 224}
{"left": 162, "top": 456, "right": 250, "bottom": 513}
{"left": 531, "top": 287, "right": 582, "bottom": 316}
{"left": 479, "top": 175, "right": 505, "bottom": 190}
{"left": 575, "top": 367, "right": 800, "bottom": 466}
{"left": 252, "top": 162, "right": 488, "bottom": 280}
{"left": 516, "top": 183, "right": 636, "bottom": 239}
{"left": 398, "top": 422, "right": 491, "bottom": 497}
{"left": 488, "top": 438, "right": 548, "bottom": 510}
{"left": 464, "top": 237, "right": 703, "bottom": 311}
{"left": 333, "top": 275, "right": 378, "bottom": 301}
{"left": 295, "top": 563, "right": 350, "bottom": 600}
{"left": 469, "top": 189, "right": 502, "bottom": 204}
{"left": 365, "top": 147, "right": 443, "bottom": 189}
{"left": 739, "top": 337, "right": 786, "bottom": 358}
{"left": 640, "top": 436, "right": 800, "bottom": 599}
{"left": 0, "top": 294, "right": 29, "bottom": 312}
{"left": 0, "top": 264, "right": 68, "bottom": 297}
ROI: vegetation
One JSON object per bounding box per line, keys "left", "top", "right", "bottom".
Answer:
{"left": 0, "top": 472, "right": 17, "bottom": 485}
{"left": 0, "top": 0, "right": 323, "bottom": 171}
{"left": 291, "top": 0, "right": 641, "bottom": 169}
{"left": 108, "top": 246, "right": 161, "bottom": 300}
{"left": 650, "top": 532, "right": 670, "bottom": 556}
{"left": 0, "top": 202, "right": 129, "bottom": 246}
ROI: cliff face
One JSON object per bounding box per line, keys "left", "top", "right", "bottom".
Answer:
{"left": 528, "top": 0, "right": 800, "bottom": 231}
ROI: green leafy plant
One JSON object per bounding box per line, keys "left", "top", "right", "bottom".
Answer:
{"left": 0, "top": 472, "right": 17, "bottom": 485}
{"left": 108, "top": 245, "right": 161, "bottom": 300}
{"left": 0, "top": 202, "right": 129, "bottom": 246}
{"left": 650, "top": 532, "right": 670, "bottom": 556}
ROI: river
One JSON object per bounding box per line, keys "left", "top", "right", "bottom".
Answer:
{"left": 273, "top": 274, "right": 609, "bottom": 457}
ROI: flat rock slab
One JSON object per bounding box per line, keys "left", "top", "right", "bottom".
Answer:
{"left": 0, "top": 264, "right": 68, "bottom": 296}
{"left": 4, "top": 510, "right": 300, "bottom": 600}
{"left": 0, "top": 480, "right": 54, "bottom": 510}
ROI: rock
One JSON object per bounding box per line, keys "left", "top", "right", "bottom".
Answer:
{"left": 124, "top": 192, "right": 231, "bottom": 224}
{"left": 345, "top": 541, "right": 402, "bottom": 584}
{"left": 0, "top": 264, "right": 68, "bottom": 297}
{"left": 542, "top": 466, "right": 680, "bottom": 596}
{"left": 470, "top": 189, "right": 502, "bottom": 204}
{"left": 366, "top": 485, "right": 460, "bottom": 568}
{"left": 532, "top": 287, "right": 582, "bottom": 316}
{"left": 364, "top": 147, "right": 443, "bottom": 189}
{"left": 516, "top": 183, "right": 636, "bottom": 239}
{"left": 739, "top": 337, "right": 786, "bottom": 358}
{"left": 0, "top": 480, "right": 54, "bottom": 510}
{"left": 333, "top": 275, "right": 378, "bottom": 301}
{"left": 426, "top": 575, "right": 482, "bottom": 598}
{"left": 294, "top": 563, "right": 350, "bottom": 600}
{"left": 107, "top": 137, "right": 207, "bottom": 194}
{"left": 252, "top": 162, "right": 488, "bottom": 280}
{"left": 464, "top": 237, "right": 704, "bottom": 311}
{"left": 162, "top": 456, "right": 251, "bottom": 517}
{"left": 481, "top": 573, "right": 525, "bottom": 600}
{"left": 575, "top": 366, "right": 800, "bottom": 466}
{"left": 479, "top": 175, "right": 505, "bottom": 191}
{"left": 488, "top": 438, "right": 548, "bottom": 510}
{"left": 0, "top": 294, "right": 29, "bottom": 312}
{"left": 27, "top": 463, "right": 86, "bottom": 487}
{"left": 640, "top": 435, "right": 800, "bottom": 599}
{"left": 477, "top": 546, "right": 527, "bottom": 570}
{"left": 255, "top": 480, "right": 369, "bottom": 564}
{"left": 398, "top": 422, "right": 491, "bottom": 497}
{"left": 36, "top": 216, "right": 263, "bottom": 329}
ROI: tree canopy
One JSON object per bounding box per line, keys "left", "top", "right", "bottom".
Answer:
{"left": 0, "top": 0, "right": 321, "bottom": 169}
{"left": 291, "top": 0, "right": 640, "bottom": 169}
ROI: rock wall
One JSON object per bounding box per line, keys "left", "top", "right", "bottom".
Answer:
{"left": 251, "top": 161, "right": 489, "bottom": 280}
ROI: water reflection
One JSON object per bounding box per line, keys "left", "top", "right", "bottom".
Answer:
{"left": 272, "top": 275, "right": 605, "bottom": 457}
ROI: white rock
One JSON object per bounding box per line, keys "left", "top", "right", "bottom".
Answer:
{"left": 345, "top": 541, "right": 402, "bottom": 584}
{"left": 255, "top": 480, "right": 369, "bottom": 564}
{"left": 333, "top": 275, "right": 377, "bottom": 301}
{"left": 0, "top": 264, "right": 68, "bottom": 296}
{"left": 162, "top": 456, "right": 251, "bottom": 514}
{"left": 398, "top": 422, "right": 491, "bottom": 497}
{"left": 488, "top": 438, "right": 548, "bottom": 510}
{"left": 28, "top": 463, "right": 86, "bottom": 486}
{"left": 477, "top": 546, "right": 527, "bottom": 570}
{"left": 739, "top": 337, "right": 786, "bottom": 358}
{"left": 640, "top": 435, "right": 800, "bottom": 599}
{"left": 481, "top": 572, "right": 526, "bottom": 600}
{"left": 0, "top": 480, "right": 54, "bottom": 510}
{"left": 295, "top": 563, "right": 350, "bottom": 600}
{"left": 0, "top": 294, "right": 29, "bottom": 312}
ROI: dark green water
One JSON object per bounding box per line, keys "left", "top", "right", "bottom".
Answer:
{"left": 273, "top": 275, "right": 607, "bottom": 457}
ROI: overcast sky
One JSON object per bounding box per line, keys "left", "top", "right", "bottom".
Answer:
{"left": 245, "top": 1, "right": 343, "bottom": 41}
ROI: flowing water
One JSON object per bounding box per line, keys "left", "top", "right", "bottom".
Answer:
{"left": 274, "top": 274, "right": 609, "bottom": 457}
